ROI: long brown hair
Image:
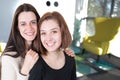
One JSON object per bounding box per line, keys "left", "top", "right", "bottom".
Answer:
{"left": 38, "top": 11, "right": 72, "bottom": 55}
{"left": 3, "top": 3, "right": 40, "bottom": 58}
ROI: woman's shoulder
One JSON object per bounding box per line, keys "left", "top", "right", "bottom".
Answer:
{"left": 3, "top": 51, "right": 17, "bottom": 55}
{"left": 64, "top": 52, "right": 75, "bottom": 62}
{"left": 2, "top": 52, "right": 16, "bottom": 59}
{"left": 64, "top": 52, "right": 74, "bottom": 59}
{"left": 1, "top": 52, "right": 21, "bottom": 64}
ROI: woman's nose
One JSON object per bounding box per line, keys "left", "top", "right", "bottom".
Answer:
{"left": 46, "top": 33, "right": 53, "bottom": 41}
{"left": 27, "top": 24, "right": 33, "bottom": 30}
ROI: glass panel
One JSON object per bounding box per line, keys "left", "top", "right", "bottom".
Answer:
{"left": 75, "top": 55, "right": 98, "bottom": 77}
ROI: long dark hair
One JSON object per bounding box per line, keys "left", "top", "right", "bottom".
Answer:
{"left": 3, "top": 3, "right": 40, "bottom": 58}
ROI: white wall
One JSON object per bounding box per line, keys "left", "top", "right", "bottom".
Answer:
{"left": 0, "top": 0, "right": 18, "bottom": 42}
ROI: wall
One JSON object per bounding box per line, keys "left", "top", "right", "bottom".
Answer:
{"left": 0, "top": 0, "right": 18, "bottom": 42}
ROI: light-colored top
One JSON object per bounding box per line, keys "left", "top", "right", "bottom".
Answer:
{"left": 1, "top": 52, "right": 29, "bottom": 80}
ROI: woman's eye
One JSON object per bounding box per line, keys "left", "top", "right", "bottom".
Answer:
{"left": 31, "top": 21, "right": 37, "bottom": 24}
{"left": 52, "top": 31, "right": 57, "bottom": 33}
{"left": 41, "top": 32, "right": 46, "bottom": 35}
{"left": 20, "top": 23, "right": 25, "bottom": 26}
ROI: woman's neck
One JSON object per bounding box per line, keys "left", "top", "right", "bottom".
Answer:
{"left": 42, "top": 49, "right": 65, "bottom": 69}
{"left": 26, "top": 41, "right": 32, "bottom": 46}
{"left": 25, "top": 41, "right": 32, "bottom": 50}
{"left": 47, "top": 49, "right": 64, "bottom": 58}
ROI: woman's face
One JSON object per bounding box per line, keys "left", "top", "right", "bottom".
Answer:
{"left": 18, "top": 11, "right": 37, "bottom": 44}
{"left": 40, "top": 19, "right": 62, "bottom": 52}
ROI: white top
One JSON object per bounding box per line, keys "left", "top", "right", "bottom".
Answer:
{"left": 1, "top": 52, "right": 29, "bottom": 80}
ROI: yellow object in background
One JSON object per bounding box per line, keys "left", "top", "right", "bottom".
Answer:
{"left": 82, "top": 17, "right": 120, "bottom": 60}
{"left": 0, "top": 42, "right": 6, "bottom": 55}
